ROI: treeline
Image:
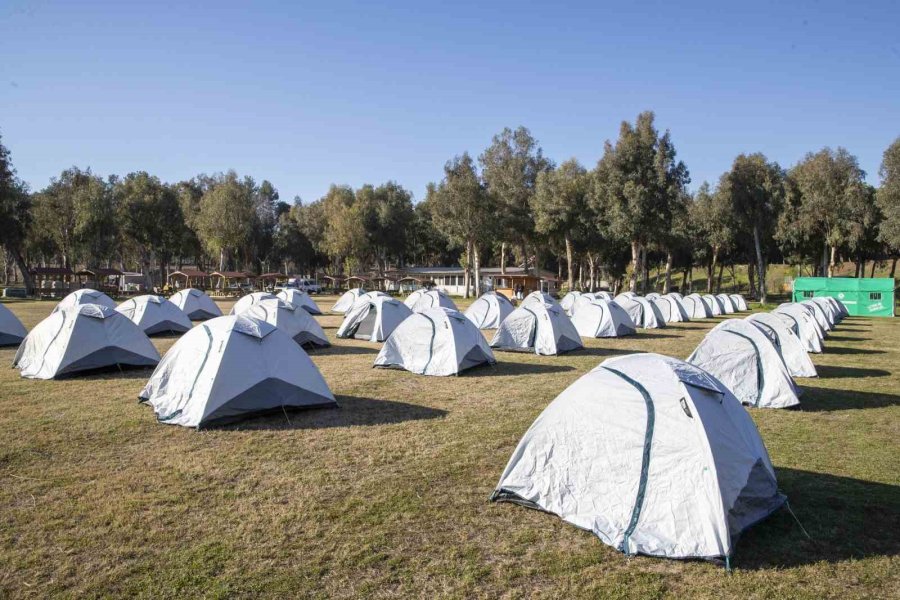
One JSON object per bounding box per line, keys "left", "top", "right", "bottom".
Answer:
{"left": 1, "top": 114, "right": 899, "bottom": 300}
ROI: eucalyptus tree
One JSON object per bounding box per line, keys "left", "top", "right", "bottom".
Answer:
{"left": 430, "top": 153, "right": 494, "bottom": 297}
{"left": 719, "top": 153, "right": 784, "bottom": 302}
{"left": 0, "top": 134, "right": 34, "bottom": 293}
{"left": 787, "top": 147, "right": 868, "bottom": 278}
{"left": 195, "top": 171, "right": 257, "bottom": 271}
{"left": 320, "top": 184, "right": 366, "bottom": 275}
{"left": 690, "top": 182, "right": 734, "bottom": 293}
{"left": 479, "top": 126, "right": 551, "bottom": 274}
{"left": 532, "top": 159, "right": 589, "bottom": 291}
{"left": 877, "top": 137, "right": 900, "bottom": 277}
{"left": 591, "top": 111, "right": 689, "bottom": 293}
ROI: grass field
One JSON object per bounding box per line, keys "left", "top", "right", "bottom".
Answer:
{"left": 1, "top": 295, "right": 898, "bottom": 599}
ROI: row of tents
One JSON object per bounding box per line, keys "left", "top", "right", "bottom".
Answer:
{"left": 491, "top": 295, "right": 849, "bottom": 566}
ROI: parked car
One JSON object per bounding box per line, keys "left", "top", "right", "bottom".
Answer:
{"left": 285, "top": 278, "right": 322, "bottom": 294}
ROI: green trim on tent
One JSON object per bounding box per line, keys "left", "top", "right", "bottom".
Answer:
{"left": 601, "top": 366, "right": 655, "bottom": 554}
{"left": 419, "top": 312, "right": 438, "bottom": 375}
{"left": 721, "top": 330, "right": 765, "bottom": 407}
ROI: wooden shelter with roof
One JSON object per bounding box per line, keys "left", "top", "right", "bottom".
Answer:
{"left": 75, "top": 268, "right": 123, "bottom": 296}
{"left": 30, "top": 267, "right": 75, "bottom": 298}
{"left": 167, "top": 269, "right": 210, "bottom": 291}
{"left": 210, "top": 271, "right": 255, "bottom": 296}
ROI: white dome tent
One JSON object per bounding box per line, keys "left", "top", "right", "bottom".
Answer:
{"left": 332, "top": 288, "right": 366, "bottom": 314}
{"left": 374, "top": 308, "right": 495, "bottom": 376}
{"left": 230, "top": 292, "right": 277, "bottom": 315}
{"left": 465, "top": 291, "right": 514, "bottom": 329}
{"left": 559, "top": 291, "right": 582, "bottom": 316}
{"left": 336, "top": 295, "right": 412, "bottom": 342}
{"left": 169, "top": 288, "right": 222, "bottom": 321}
{"left": 14, "top": 304, "right": 160, "bottom": 379}
{"left": 683, "top": 294, "right": 712, "bottom": 319}
{"left": 746, "top": 313, "right": 817, "bottom": 378}
{"left": 688, "top": 319, "right": 800, "bottom": 409}
{"left": 614, "top": 296, "right": 666, "bottom": 329}
{"left": 405, "top": 289, "right": 458, "bottom": 313}
{"left": 243, "top": 298, "right": 330, "bottom": 348}
{"left": 801, "top": 300, "right": 833, "bottom": 333}
{"left": 491, "top": 353, "right": 786, "bottom": 563}
{"left": 653, "top": 295, "right": 687, "bottom": 323}
{"left": 521, "top": 291, "right": 561, "bottom": 311}
{"left": 0, "top": 304, "right": 27, "bottom": 346}
{"left": 490, "top": 302, "right": 583, "bottom": 356}
{"left": 644, "top": 292, "right": 661, "bottom": 300}
{"left": 773, "top": 304, "right": 824, "bottom": 354}
{"left": 53, "top": 288, "right": 116, "bottom": 313}
{"left": 663, "top": 293, "right": 692, "bottom": 321}
{"left": 730, "top": 294, "right": 749, "bottom": 311}
{"left": 570, "top": 296, "right": 636, "bottom": 338}
{"left": 590, "top": 291, "right": 613, "bottom": 302}
{"left": 702, "top": 294, "right": 724, "bottom": 316}
{"left": 276, "top": 288, "right": 322, "bottom": 315}
{"left": 139, "top": 315, "right": 336, "bottom": 428}
{"left": 810, "top": 297, "right": 840, "bottom": 325}
{"left": 716, "top": 294, "right": 737, "bottom": 314}
{"left": 116, "top": 295, "right": 193, "bottom": 335}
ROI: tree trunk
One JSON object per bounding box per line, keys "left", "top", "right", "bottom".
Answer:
{"left": 641, "top": 246, "right": 649, "bottom": 294}
{"left": 821, "top": 241, "right": 829, "bottom": 277}
{"left": 753, "top": 225, "right": 767, "bottom": 303}
{"left": 748, "top": 262, "right": 756, "bottom": 299}
{"left": 564, "top": 234, "right": 574, "bottom": 292}
{"left": 463, "top": 240, "right": 471, "bottom": 299}
{"left": 708, "top": 245, "right": 719, "bottom": 293}
{"left": 870, "top": 259, "right": 877, "bottom": 278}
{"left": 10, "top": 248, "right": 34, "bottom": 296}
{"left": 890, "top": 256, "right": 898, "bottom": 279}
{"left": 588, "top": 254, "right": 596, "bottom": 293}
{"left": 828, "top": 245, "right": 837, "bottom": 277}
{"left": 219, "top": 248, "right": 226, "bottom": 272}
{"left": 500, "top": 242, "right": 507, "bottom": 275}
{"left": 629, "top": 240, "right": 639, "bottom": 293}
{"left": 663, "top": 252, "right": 673, "bottom": 294}
{"left": 716, "top": 262, "right": 724, "bottom": 293}
{"left": 578, "top": 260, "right": 584, "bottom": 290}
{"left": 473, "top": 244, "right": 482, "bottom": 297}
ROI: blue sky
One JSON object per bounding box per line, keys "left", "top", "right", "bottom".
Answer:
{"left": 2, "top": 0, "right": 898, "bottom": 202}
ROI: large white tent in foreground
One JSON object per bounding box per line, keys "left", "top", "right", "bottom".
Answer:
{"left": 491, "top": 353, "right": 785, "bottom": 562}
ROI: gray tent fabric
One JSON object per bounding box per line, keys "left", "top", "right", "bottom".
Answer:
{"left": 465, "top": 291, "right": 514, "bottom": 329}
{"left": 116, "top": 294, "right": 193, "bottom": 336}
{"left": 560, "top": 291, "right": 582, "bottom": 316}
{"left": 14, "top": 304, "right": 160, "bottom": 379}
{"left": 169, "top": 288, "right": 223, "bottom": 321}
{"left": 570, "top": 296, "right": 636, "bottom": 338}
{"left": 337, "top": 295, "right": 412, "bottom": 342}
{"left": 374, "top": 307, "right": 495, "bottom": 376}
{"left": 139, "top": 315, "right": 336, "bottom": 428}
{"left": 243, "top": 298, "right": 330, "bottom": 348}
{"left": 405, "top": 289, "right": 459, "bottom": 313}
{"left": 801, "top": 300, "right": 833, "bottom": 333}
{"left": 521, "top": 291, "right": 562, "bottom": 312}
{"left": 716, "top": 294, "right": 737, "bottom": 314}
{"left": 332, "top": 288, "right": 366, "bottom": 314}
{"left": 688, "top": 319, "right": 800, "bottom": 408}
{"left": 276, "top": 288, "right": 322, "bottom": 315}
{"left": 53, "top": 288, "right": 116, "bottom": 313}
{"left": 490, "top": 302, "right": 583, "bottom": 356}
{"left": 614, "top": 296, "right": 666, "bottom": 329}
{"left": 230, "top": 292, "right": 277, "bottom": 315}
{"left": 0, "top": 303, "right": 27, "bottom": 346}
{"left": 683, "top": 294, "right": 713, "bottom": 319}
{"left": 773, "top": 304, "right": 824, "bottom": 354}
{"left": 746, "top": 313, "right": 817, "bottom": 378}
{"left": 702, "top": 294, "right": 724, "bottom": 316}
{"left": 491, "top": 352, "right": 785, "bottom": 561}
{"left": 589, "top": 291, "right": 613, "bottom": 302}
{"left": 730, "top": 294, "right": 749, "bottom": 311}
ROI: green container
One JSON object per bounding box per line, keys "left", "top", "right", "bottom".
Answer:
{"left": 792, "top": 277, "right": 895, "bottom": 317}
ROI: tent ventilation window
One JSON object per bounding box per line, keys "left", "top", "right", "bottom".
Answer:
{"left": 679, "top": 397, "right": 693, "bottom": 418}
{"left": 802, "top": 291, "right": 814, "bottom": 298}
{"left": 869, "top": 292, "right": 882, "bottom": 300}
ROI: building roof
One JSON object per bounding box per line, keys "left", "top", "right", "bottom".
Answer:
{"left": 76, "top": 268, "right": 123, "bottom": 277}
{"left": 169, "top": 269, "right": 209, "bottom": 278}
{"left": 403, "top": 266, "right": 558, "bottom": 281}
{"left": 210, "top": 271, "right": 254, "bottom": 279}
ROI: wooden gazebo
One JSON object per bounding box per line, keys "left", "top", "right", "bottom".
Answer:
{"left": 346, "top": 275, "right": 369, "bottom": 289}
{"left": 30, "top": 267, "right": 75, "bottom": 299}
{"left": 320, "top": 275, "right": 345, "bottom": 292}
{"left": 75, "top": 268, "right": 123, "bottom": 296}
{"left": 257, "top": 272, "right": 288, "bottom": 291}
{"left": 167, "top": 269, "right": 210, "bottom": 291}
{"left": 210, "top": 271, "right": 255, "bottom": 296}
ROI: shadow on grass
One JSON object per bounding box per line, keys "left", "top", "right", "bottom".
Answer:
{"left": 824, "top": 335, "right": 865, "bottom": 342}
{"left": 815, "top": 365, "right": 891, "bottom": 379}
{"left": 571, "top": 346, "right": 635, "bottom": 359}
{"left": 63, "top": 365, "right": 157, "bottom": 381}
{"left": 480, "top": 362, "right": 577, "bottom": 377}
{"left": 797, "top": 387, "right": 900, "bottom": 411}
{"left": 310, "top": 344, "right": 379, "bottom": 356}
{"left": 824, "top": 346, "right": 886, "bottom": 355}
{"left": 735, "top": 468, "right": 900, "bottom": 569}
{"left": 223, "top": 395, "right": 447, "bottom": 430}
{"left": 634, "top": 331, "right": 680, "bottom": 340}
